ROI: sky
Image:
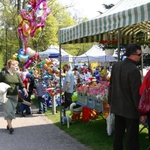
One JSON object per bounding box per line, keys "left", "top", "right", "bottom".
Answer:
{"left": 58, "top": 0, "right": 120, "bottom": 19}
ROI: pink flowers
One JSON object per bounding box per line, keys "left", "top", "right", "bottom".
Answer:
{"left": 76, "top": 85, "right": 89, "bottom": 96}
{"left": 76, "top": 81, "right": 110, "bottom": 100}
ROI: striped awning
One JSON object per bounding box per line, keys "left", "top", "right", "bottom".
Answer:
{"left": 58, "top": 0, "right": 150, "bottom": 44}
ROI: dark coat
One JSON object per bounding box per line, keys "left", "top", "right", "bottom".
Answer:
{"left": 108, "top": 58, "right": 141, "bottom": 119}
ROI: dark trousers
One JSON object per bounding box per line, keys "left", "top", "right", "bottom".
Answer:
{"left": 38, "top": 96, "right": 47, "bottom": 113}
{"left": 27, "top": 92, "right": 32, "bottom": 102}
{"left": 147, "top": 112, "right": 150, "bottom": 138}
{"left": 64, "top": 92, "right": 72, "bottom": 108}
{"left": 113, "top": 115, "right": 139, "bottom": 150}
{"left": 20, "top": 103, "right": 30, "bottom": 113}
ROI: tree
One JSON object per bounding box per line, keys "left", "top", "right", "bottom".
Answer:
{"left": 0, "top": 0, "right": 93, "bottom": 60}
{"left": 0, "top": 0, "right": 20, "bottom": 62}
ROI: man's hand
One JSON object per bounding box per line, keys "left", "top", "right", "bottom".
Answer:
{"left": 23, "top": 88, "right": 28, "bottom": 97}
{"left": 140, "top": 115, "right": 147, "bottom": 123}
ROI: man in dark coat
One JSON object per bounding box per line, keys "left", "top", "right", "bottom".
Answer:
{"left": 108, "top": 43, "right": 142, "bottom": 150}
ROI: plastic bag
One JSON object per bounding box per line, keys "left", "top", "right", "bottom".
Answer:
{"left": 0, "top": 82, "right": 10, "bottom": 103}
{"left": 0, "top": 82, "right": 10, "bottom": 94}
{"left": 106, "top": 112, "right": 115, "bottom": 136}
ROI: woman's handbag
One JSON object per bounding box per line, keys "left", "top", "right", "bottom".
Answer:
{"left": 138, "top": 87, "right": 150, "bottom": 115}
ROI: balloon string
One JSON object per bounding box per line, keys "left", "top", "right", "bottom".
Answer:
{"left": 24, "top": 42, "right": 28, "bottom": 54}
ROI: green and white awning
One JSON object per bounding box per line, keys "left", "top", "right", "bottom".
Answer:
{"left": 58, "top": 0, "right": 150, "bottom": 44}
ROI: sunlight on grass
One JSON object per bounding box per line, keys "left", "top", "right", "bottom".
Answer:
{"left": 32, "top": 96, "right": 150, "bottom": 150}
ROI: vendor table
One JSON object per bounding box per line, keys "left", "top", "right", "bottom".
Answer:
{"left": 77, "top": 94, "right": 105, "bottom": 113}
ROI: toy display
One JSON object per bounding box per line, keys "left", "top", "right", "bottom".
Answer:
{"left": 12, "top": 45, "right": 112, "bottom": 125}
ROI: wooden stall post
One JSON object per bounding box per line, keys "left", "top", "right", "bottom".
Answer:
{"left": 52, "top": 96, "right": 56, "bottom": 115}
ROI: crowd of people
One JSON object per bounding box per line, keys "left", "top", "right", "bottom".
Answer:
{"left": 0, "top": 43, "right": 150, "bottom": 150}
{"left": 62, "top": 43, "right": 150, "bottom": 150}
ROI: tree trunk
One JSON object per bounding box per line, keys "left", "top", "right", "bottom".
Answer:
{"left": 17, "top": 0, "right": 23, "bottom": 48}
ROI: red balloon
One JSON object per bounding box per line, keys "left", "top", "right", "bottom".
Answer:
{"left": 24, "top": 60, "right": 32, "bottom": 68}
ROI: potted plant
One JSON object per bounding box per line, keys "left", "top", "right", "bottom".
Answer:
{"left": 137, "top": 39, "right": 150, "bottom": 53}
{"left": 99, "top": 40, "right": 118, "bottom": 56}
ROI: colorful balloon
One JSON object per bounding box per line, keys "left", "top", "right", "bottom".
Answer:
{"left": 24, "top": 59, "right": 32, "bottom": 68}
{"left": 12, "top": 53, "right": 18, "bottom": 60}
{"left": 26, "top": 4, "right": 33, "bottom": 12}
{"left": 22, "top": 21, "right": 31, "bottom": 36}
{"left": 43, "top": 63, "right": 48, "bottom": 70}
{"left": 17, "top": 0, "right": 50, "bottom": 48}
{"left": 17, "top": 27, "right": 28, "bottom": 42}
{"left": 26, "top": 47, "right": 36, "bottom": 57}
{"left": 72, "top": 92, "right": 78, "bottom": 102}
{"left": 42, "top": 60, "right": 45, "bottom": 65}
{"left": 18, "top": 48, "right": 24, "bottom": 55}
{"left": 18, "top": 54, "right": 29, "bottom": 64}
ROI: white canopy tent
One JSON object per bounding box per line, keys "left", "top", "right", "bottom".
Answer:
{"left": 73, "top": 45, "right": 117, "bottom": 62}
{"left": 38, "top": 45, "right": 73, "bottom": 62}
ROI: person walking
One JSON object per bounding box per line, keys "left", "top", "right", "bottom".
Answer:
{"left": 0, "top": 59, "right": 28, "bottom": 134}
{"left": 108, "top": 43, "right": 142, "bottom": 150}
{"left": 62, "top": 64, "right": 75, "bottom": 109}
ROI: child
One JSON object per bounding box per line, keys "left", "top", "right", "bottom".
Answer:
{"left": 36, "top": 78, "right": 47, "bottom": 114}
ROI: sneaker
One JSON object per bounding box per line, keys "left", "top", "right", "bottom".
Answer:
{"left": 16, "top": 111, "right": 20, "bottom": 114}
{"left": 37, "top": 111, "right": 43, "bottom": 114}
{"left": 26, "top": 112, "right": 31, "bottom": 115}
{"left": 21, "top": 112, "right": 25, "bottom": 117}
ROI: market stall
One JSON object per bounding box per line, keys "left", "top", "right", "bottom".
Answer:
{"left": 58, "top": 0, "right": 150, "bottom": 45}
{"left": 58, "top": 0, "right": 150, "bottom": 125}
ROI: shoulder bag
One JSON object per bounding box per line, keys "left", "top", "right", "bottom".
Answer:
{"left": 138, "top": 87, "right": 150, "bottom": 115}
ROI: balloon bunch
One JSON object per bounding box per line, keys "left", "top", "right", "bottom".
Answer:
{"left": 17, "top": 0, "right": 50, "bottom": 50}
{"left": 13, "top": 47, "right": 40, "bottom": 69}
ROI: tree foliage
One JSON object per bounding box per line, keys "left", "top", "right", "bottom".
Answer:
{"left": 0, "top": 0, "right": 95, "bottom": 64}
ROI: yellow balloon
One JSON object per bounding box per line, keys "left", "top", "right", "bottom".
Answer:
{"left": 36, "top": 68, "right": 40, "bottom": 74}
{"left": 12, "top": 53, "right": 18, "bottom": 60}
{"left": 18, "top": 15, "right": 22, "bottom": 25}
{"left": 34, "top": 27, "right": 42, "bottom": 36}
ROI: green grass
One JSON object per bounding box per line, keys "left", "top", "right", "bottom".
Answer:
{"left": 32, "top": 97, "right": 150, "bottom": 150}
